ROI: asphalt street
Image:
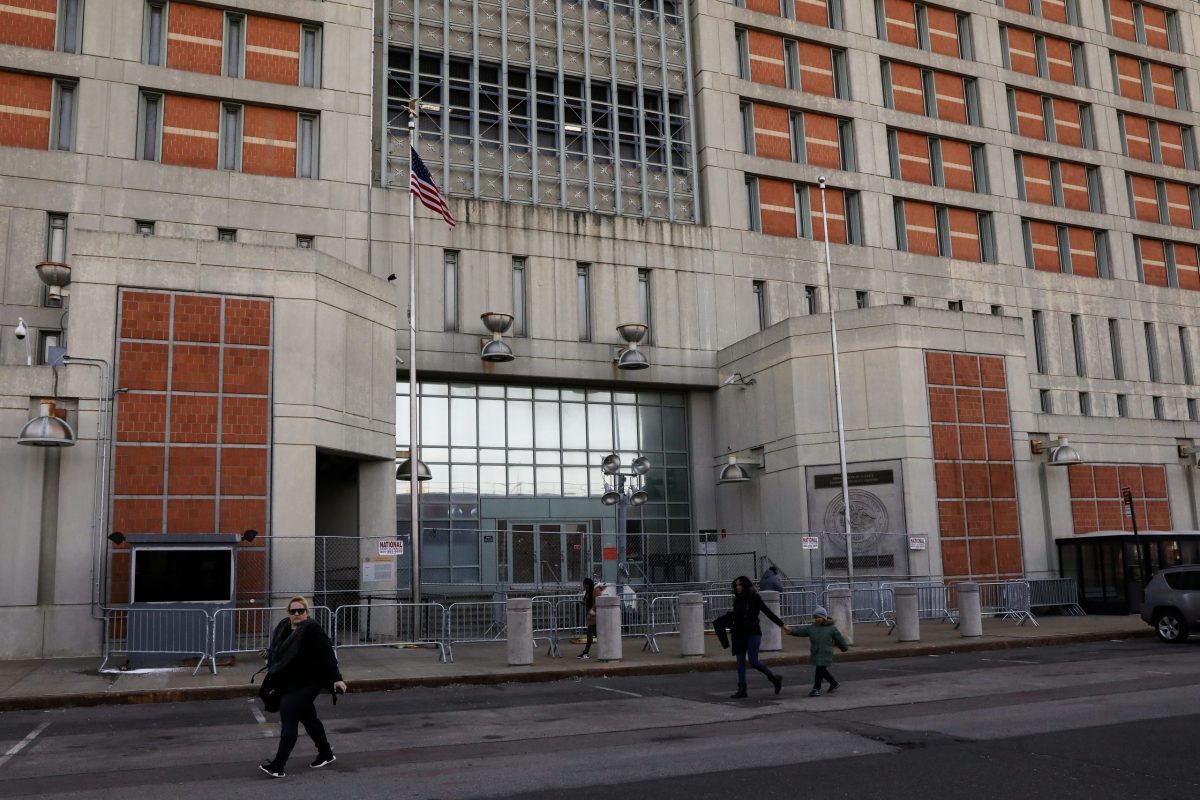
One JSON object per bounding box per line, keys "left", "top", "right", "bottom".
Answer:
{"left": 1, "top": 636, "right": 1197, "bottom": 800}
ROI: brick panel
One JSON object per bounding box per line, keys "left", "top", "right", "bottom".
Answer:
{"left": 222, "top": 396, "right": 269, "bottom": 444}
{"left": 110, "top": 552, "right": 131, "bottom": 603}
{"left": 116, "top": 393, "right": 168, "bottom": 442}
{"left": 1051, "top": 99, "right": 1083, "bottom": 147}
{"left": 219, "top": 498, "right": 267, "bottom": 535}
{"left": 242, "top": 105, "right": 297, "bottom": 177}
{"left": 119, "top": 291, "right": 171, "bottom": 340}
{"left": 895, "top": 130, "right": 931, "bottom": 184}
{"left": 113, "top": 445, "right": 166, "bottom": 495}
{"left": 1138, "top": 237, "right": 1168, "bottom": 286}
{"left": 1006, "top": 27, "right": 1038, "bottom": 78}
{"left": 170, "top": 394, "right": 219, "bottom": 443}
{"left": 1113, "top": 54, "right": 1144, "bottom": 101}
{"left": 752, "top": 103, "right": 792, "bottom": 162}
{"left": 1021, "top": 155, "right": 1054, "bottom": 205}
{"left": 1039, "top": 0, "right": 1069, "bottom": 25}
{"left": 1027, "top": 220, "right": 1061, "bottom": 272}
{"left": 236, "top": 549, "right": 267, "bottom": 599}
{"left": 926, "top": 6, "right": 960, "bottom": 58}
{"left": 0, "top": 70, "right": 52, "bottom": 150}
{"left": 171, "top": 344, "right": 220, "bottom": 392}
{"left": 1128, "top": 173, "right": 1161, "bottom": 223}
{"left": 166, "top": 2, "right": 223, "bottom": 76}
{"left": 0, "top": 0, "right": 57, "bottom": 50}
{"left": 167, "top": 499, "right": 216, "bottom": 533}
{"left": 797, "top": 42, "right": 834, "bottom": 97}
{"left": 808, "top": 184, "right": 847, "bottom": 244}
{"left": 223, "top": 347, "right": 270, "bottom": 394}
{"left": 1140, "top": 4, "right": 1171, "bottom": 51}
{"left": 221, "top": 447, "right": 268, "bottom": 495}
{"left": 903, "top": 199, "right": 939, "bottom": 256}
{"left": 933, "top": 72, "right": 967, "bottom": 124}
{"left": 747, "top": 31, "right": 787, "bottom": 88}
{"left": 174, "top": 294, "right": 222, "bottom": 342}
{"left": 1044, "top": 36, "right": 1075, "bottom": 85}
{"left": 1148, "top": 62, "right": 1177, "bottom": 108}
{"left": 1067, "top": 227, "right": 1098, "bottom": 278}
{"left": 118, "top": 342, "right": 169, "bottom": 390}
{"left": 1011, "top": 89, "right": 1046, "bottom": 140}
{"left": 758, "top": 176, "right": 796, "bottom": 237}
{"left": 746, "top": 0, "right": 782, "bottom": 15}
{"left": 889, "top": 62, "right": 927, "bottom": 116}
{"left": 1157, "top": 121, "right": 1186, "bottom": 169}
{"left": 162, "top": 95, "right": 220, "bottom": 170}
{"left": 948, "top": 207, "right": 980, "bottom": 262}
{"left": 244, "top": 16, "right": 301, "bottom": 86}
{"left": 1059, "top": 161, "right": 1090, "bottom": 211}
{"left": 940, "top": 139, "right": 974, "bottom": 192}
{"left": 168, "top": 447, "right": 217, "bottom": 495}
{"left": 1121, "top": 113, "right": 1153, "bottom": 161}
{"left": 1069, "top": 463, "right": 1171, "bottom": 533}
{"left": 1164, "top": 180, "right": 1193, "bottom": 228}
{"left": 112, "top": 499, "right": 163, "bottom": 535}
{"left": 884, "top": 0, "right": 917, "bottom": 48}
{"left": 803, "top": 112, "right": 841, "bottom": 169}
{"left": 225, "top": 298, "right": 272, "bottom": 345}
{"left": 794, "top": 0, "right": 830, "bottom": 26}
{"left": 925, "top": 351, "right": 954, "bottom": 385}
{"left": 1176, "top": 243, "right": 1200, "bottom": 291}
{"left": 1109, "top": 0, "right": 1136, "bottom": 42}
{"left": 1003, "top": 0, "right": 1033, "bottom": 13}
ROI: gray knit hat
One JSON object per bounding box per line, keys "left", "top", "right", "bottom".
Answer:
{"left": 813, "top": 606, "right": 828, "bottom": 617}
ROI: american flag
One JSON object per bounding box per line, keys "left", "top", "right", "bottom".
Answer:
{"left": 409, "top": 147, "right": 456, "bottom": 229}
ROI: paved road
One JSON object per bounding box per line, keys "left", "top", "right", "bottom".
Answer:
{"left": 1, "top": 637, "right": 1198, "bottom": 799}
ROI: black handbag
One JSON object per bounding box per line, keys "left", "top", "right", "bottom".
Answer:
{"left": 253, "top": 668, "right": 280, "bottom": 713}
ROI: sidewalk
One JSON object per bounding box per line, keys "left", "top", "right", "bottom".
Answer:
{"left": 0, "top": 615, "right": 1152, "bottom": 711}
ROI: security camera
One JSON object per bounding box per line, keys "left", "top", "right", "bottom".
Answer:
{"left": 14, "top": 317, "right": 27, "bottom": 340}
{"left": 386, "top": 274, "right": 397, "bottom": 282}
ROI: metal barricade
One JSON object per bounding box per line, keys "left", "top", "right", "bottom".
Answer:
{"left": 702, "top": 590, "right": 733, "bottom": 624}
{"left": 333, "top": 602, "right": 449, "bottom": 661}
{"left": 99, "top": 606, "right": 213, "bottom": 676}
{"left": 649, "top": 595, "right": 680, "bottom": 640}
{"left": 1027, "top": 578, "right": 1085, "bottom": 615}
{"left": 879, "top": 582, "right": 956, "bottom": 631}
{"left": 531, "top": 597, "right": 560, "bottom": 657}
{"left": 445, "top": 599, "right": 507, "bottom": 663}
{"left": 823, "top": 581, "right": 887, "bottom": 623}
{"left": 777, "top": 590, "right": 818, "bottom": 624}
{"left": 210, "top": 605, "right": 333, "bottom": 673}
{"left": 974, "top": 580, "right": 1038, "bottom": 626}
{"left": 555, "top": 595, "right": 657, "bottom": 653}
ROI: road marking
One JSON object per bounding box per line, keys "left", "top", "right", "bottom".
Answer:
{"left": 249, "top": 698, "right": 274, "bottom": 737}
{"left": 0, "top": 722, "right": 51, "bottom": 769}
{"left": 980, "top": 658, "right": 1039, "bottom": 665}
{"left": 593, "top": 686, "right": 643, "bottom": 698}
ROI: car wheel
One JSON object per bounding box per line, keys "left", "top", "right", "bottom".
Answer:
{"left": 1154, "top": 610, "right": 1190, "bottom": 643}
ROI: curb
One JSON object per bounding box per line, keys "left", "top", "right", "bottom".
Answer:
{"left": 0, "top": 628, "right": 1152, "bottom": 712}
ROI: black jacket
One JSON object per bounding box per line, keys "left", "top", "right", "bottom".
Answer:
{"left": 267, "top": 619, "right": 343, "bottom": 696}
{"left": 713, "top": 591, "right": 785, "bottom": 655}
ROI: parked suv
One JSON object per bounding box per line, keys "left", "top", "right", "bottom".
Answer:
{"left": 1141, "top": 566, "right": 1200, "bottom": 643}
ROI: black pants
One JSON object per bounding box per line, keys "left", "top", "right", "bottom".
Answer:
{"left": 270, "top": 685, "right": 330, "bottom": 769}
{"left": 812, "top": 665, "right": 837, "bottom": 691}
{"left": 582, "top": 624, "right": 597, "bottom": 654}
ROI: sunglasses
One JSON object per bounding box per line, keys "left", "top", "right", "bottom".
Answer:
{"left": 288, "top": 608, "right": 307, "bottom": 616}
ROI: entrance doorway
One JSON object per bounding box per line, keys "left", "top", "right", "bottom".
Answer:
{"left": 505, "top": 521, "right": 597, "bottom": 588}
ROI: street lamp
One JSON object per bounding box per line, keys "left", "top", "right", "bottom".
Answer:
{"left": 599, "top": 453, "right": 650, "bottom": 589}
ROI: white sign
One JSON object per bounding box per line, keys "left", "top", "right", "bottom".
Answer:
{"left": 362, "top": 556, "right": 395, "bottom": 583}
{"left": 703, "top": 541, "right": 717, "bottom": 555}
{"left": 378, "top": 539, "right": 405, "bottom": 556}
{"left": 908, "top": 536, "right": 927, "bottom": 551}
{"left": 801, "top": 535, "right": 820, "bottom": 550}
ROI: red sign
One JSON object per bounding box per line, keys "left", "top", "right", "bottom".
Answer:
{"left": 603, "top": 546, "right": 618, "bottom": 561}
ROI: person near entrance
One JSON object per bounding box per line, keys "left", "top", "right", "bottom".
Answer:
{"left": 713, "top": 576, "right": 786, "bottom": 698}
{"left": 578, "top": 578, "right": 604, "bottom": 659}
{"left": 258, "top": 596, "right": 348, "bottom": 778}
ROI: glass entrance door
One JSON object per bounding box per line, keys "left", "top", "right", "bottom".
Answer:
{"left": 506, "top": 521, "right": 592, "bottom": 588}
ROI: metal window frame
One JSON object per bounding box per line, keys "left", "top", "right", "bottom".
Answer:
{"left": 804, "top": 284, "right": 818, "bottom": 314}
{"left": 1000, "top": 25, "right": 1011, "bottom": 70}
{"left": 934, "top": 205, "right": 951, "bottom": 257}
{"left": 50, "top": 79, "right": 76, "bottom": 152}
{"left": 143, "top": 0, "right": 167, "bottom": 66}
{"left": 1021, "top": 219, "right": 1035, "bottom": 268}
{"left": 1014, "top": 153, "right": 1027, "bottom": 200}
{"left": 855, "top": 290, "right": 869, "bottom": 309}
{"left": 828, "top": 0, "right": 843, "bottom": 30}
{"left": 1153, "top": 395, "right": 1165, "bottom": 420}
{"left": 970, "top": 143, "right": 987, "bottom": 192}
{"left": 790, "top": 109, "right": 805, "bottom": 163}
{"left": 1086, "top": 165, "right": 1102, "bottom": 212}
{"left": 1180, "top": 326, "right": 1195, "bottom": 385}
{"left": 735, "top": 27, "right": 750, "bottom": 80}
{"left": 741, "top": 101, "right": 755, "bottom": 156}
{"left": 752, "top": 279, "right": 767, "bottom": 331}
{"left": 1166, "top": 9, "right": 1182, "bottom": 53}
{"left": 1032, "top": 309, "right": 1048, "bottom": 374}
{"left": 1070, "top": 42, "right": 1087, "bottom": 87}
{"left": 887, "top": 128, "right": 900, "bottom": 179}
{"left": 1007, "top": 88, "right": 1019, "bottom": 134}
{"left": 795, "top": 183, "right": 812, "bottom": 239}
{"left": 978, "top": 212, "right": 995, "bottom": 262}
{"left": 297, "top": 113, "right": 319, "bottom": 178}
{"left": 928, "top": 136, "right": 944, "bottom": 187}
{"left": 443, "top": 249, "right": 460, "bottom": 332}
{"left": 137, "top": 90, "right": 163, "bottom": 162}
{"left": 300, "top": 25, "right": 322, "bottom": 88}
{"left": 1079, "top": 391, "right": 1090, "bottom": 417}
{"left": 1034, "top": 34, "right": 1049, "bottom": 79}
{"left": 1146, "top": 321, "right": 1162, "bottom": 382}
{"left": 135, "top": 219, "right": 156, "bottom": 235}
{"left": 1116, "top": 393, "right": 1128, "bottom": 417}
{"left": 893, "top": 198, "right": 908, "bottom": 251}
{"left": 638, "top": 267, "right": 653, "bottom": 342}
{"left": 844, "top": 190, "right": 862, "bottom": 244}
{"left": 1108, "top": 318, "right": 1124, "bottom": 379}
{"left": 915, "top": 4, "right": 930, "bottom": 52}
{"left": 217, "top": 227, "right": 237, "bottom": 242}
{"left": 219, "top": 102, "right": 243, "bottom": 172}
{"left": 511, "top": 256, "right": 528, "bottom": 337}
{"left": 1050, "top": 160, "right": 1065, "bottom": 207}
{"left": 296, "top": 234, "right": 313, "bottom": 248}
{"left": 881, "top": 60, "right": 895, "bottom": 109}
{"left": 963, "top": 77, "right": 980, "bottom": 125}
{"left": 921, "top": 69, "right": 937, "bottom": 118}
{"left": 1056, "top": 224, "right": 1072, "bottom": 273}
{"left": 223, "top": 12, "right": 245, "bottom": 79}
{"left": 956, "top": 14, "right": 972, "bottom": 60}
{"left": 56, "top": 0, "right": 82, "bottom": 54}
{"left": 36, "top": 329, "right": 62, "bottom": 366}
{"left": 746, "top": 175, "right": 761, "bottom": 232}
{"left": 1070, "top": 314, "right": 1087, "bottom": 376}
{"left": 784, "top": 39, "right": 800, "bottom": 90}
{"left": 577, "top": 262, "right": 591, "bottom": 342}
{"left": 832, "top": 49, "right": 849, "bottom": 100}
{"left": 1095, "top": 231, "right": 1112, "bottom": 278}
{"left": 1165, "top": 241, "right": 1179, "bottom": 288}
{"left": 837, "top": 118, "right": 854, "bottom": 170}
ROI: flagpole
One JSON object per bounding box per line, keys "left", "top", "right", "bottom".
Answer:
{"left": 408, "top": 99, "right": 422, "bottom": 606}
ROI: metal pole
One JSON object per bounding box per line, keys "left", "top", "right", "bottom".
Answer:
{"left": 616, "top": 474, "right": 627, "bottom": 593}
{"left": 408, "top": 99, "right": 422, "bottom": 605}
{"left": 819, "top": 177, "right": 854, "bottom": 582}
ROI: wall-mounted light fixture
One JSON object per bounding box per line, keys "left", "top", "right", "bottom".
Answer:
{"left": 721, "top": 372, "right": 757, "bottom": 388}
{"left": 614, "top": 323, "right": 650, "bottom": 370}
{"left": 1030, "top": 435, "right": 1083, "bottom": 466}
{"left": 35, "top": 260, "right": 72, "bottom": 303}
{"left": 717, "top": 451, "right": 764, "bottom": 484}
{"left": 17, "top": 400, "right": 76, "bottom": 447}
{"left": 480, "top": 312, "right": 515, "bottom": 363}
{"left": 241, "top": 529, "right": 258, "bottom": 543}
{"left": 107, "top": 531, "right": 125, "bottom": 545}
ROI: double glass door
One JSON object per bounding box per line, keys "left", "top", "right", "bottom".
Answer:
{"left": 509, "top": 522, "right": 593, "bottom": 586}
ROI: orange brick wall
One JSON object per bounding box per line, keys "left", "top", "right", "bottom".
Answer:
{"left": 0, "top": 0, "right": 57, "bottom": 50}
{"left": 933, "top": 72, "right": 967, "bottom": 123}
{"left": 746, "top": 0, "right": 782, "bottom": 15}
{"left": 803, "top": 112, "right": 841, "bottom": 168}
{"left": 245, "top": 16, "right": 301, "bottom": 85}
{"left": 0, "top": 70, "right": 52, "bottom": 150}
{"left": 1139, "top": 237, "right": 1168, "bottom": 285}
{"left": 166, "top": 2, "right": 223, "bottom": 76}
{"left": 1148, "top": 62, "right": 1177, "bottom": 107}
{"left": 1138, "top": 4, "right": 1172, "bottom": 50}
{"left": 747, "top": 31, "right": 786, "bottom": 88}
{"left": 889, "top": 62, "right": 927, "bottom": 116}
{"left": 1069, "top": 464, "right": 1171, "bottom": 533}
{"left": 1011, "top": 88, "right": 1046, "bottom": 139}
{"left": 1051, "top": 98, "right": 1083, "bottom": 147}
{"left": 926, "top": 6, "right": 960, "bottom": 58}
{"left": 758, "top": 176, "right": 796, "bottom": 237}
{"left": 938, "top": 139, "right": 973, "bottom": 191}
{"left": 895, "top": 130, "right": 931, "bottom": 184}
{"left": 242, "top": 105, "right": 297, "bottom": 177}
{"left": 948, "top": 207, "right": 980, "bottom": 262}
{"left": 794, "top": 0, "right": 831, "bottom": 26}
{"left": 927, "top": 351, "right": 1022, "bottom": 581}
{"left": 751, "top": 103, "right": 791, "bottom": 162}
{"left": 1113, "top": 53, "right": 1144, "bottom": 101}
{"left": 1038, "top": 0, "right": 1069, "bottom": 24}
{"left": 1156, "top": 121, "right": 1186, "bottom": 168}
{"left": 1066, "top": 227, "right": 1098, "bottom": 277}
{"left": 884, "top": 0, "right": 917, "bottom": 48}
{"left": 797, "top": 42, "right": 835, "bottom": 97}
{"left": 807, "top": 184, "right": 848, "bottom": 244}
{"left": 1177, "top": 244, "right": 1200, "bottom": 290}
{"left": 902, "top": 199, "right": 939, "bottom": 256}
{"left": 1006, "top": 27, "right": 1039, "bottom": 78}
{"left": 1026, "top": 220, "right": 1061, "bottom": 272}
{"left": 162, "top": 94, "right": 220, "bottom": 169}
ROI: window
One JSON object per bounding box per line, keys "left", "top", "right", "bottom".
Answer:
{"left": 220, "top": 104, "right": 243, "bottom": 171}
{"left": 301, "top": 26, "right": 321, "bottom": 88}
{"left": 297, "top": 114, "right": 318, "bottom": 178}
{"left": 746, "top": 176, "right": 761, "bottom": 233}
{"left": 144, "top": 2, "right": 166, "bottom": 66}
{"left": 886, "top": 130, "right": 901, "bottom": 180}
{"left": 1086, "top": 166, "right": 1103, "bottom": 212}
{"left": 971, "top": 144, "right": 988, "bottom": 193}
{"left": 935, "top": 205, "right": 951, "bottom": 257}
{"left": 44, "top": 214, "right": 67, "bottom": 308}
{"left": 1032, "top": 309, "right": 1048, "bottom": 374}
{"left": 1190, "top": 398, "right": 1199, "bottom": 422}
{"left": 1070, "top": 314, "right": 1087, "bottom": 376}
{"left": 224, "top": 13, "right": 245, "bottom": 78}
{"left": 1079, "top": 392, "right": 1091, "bottom": 416}
{"left": 1145, "top": 322, "right": 1161, "bottom": 382}
{"left": 1181, "top": 327, "right": 1195, "bottom": 384}
{"left": 218, "top": 228, "right": 237, "bottom": 242}
{"left": 903, "top": 295, "right": 915, "bottom": 306}
{"left": 948, "top": 300, "right": 962, "bottom": 311}
{"left": 735, "top": 29, "right": 750, "bottom": 80}
{"left": 1117, "top": 393, "right": 1129, "bottom": 417}
{"left": 795, "top": 185, "right": 813, "bottom": 239}
{"left": 837, "top": 119, "right": 855, "bottom": 170}
{"left": 1056, "top": 225, "right": 1072, "bottom": 274}
{"left": 138, "top": 91, "right": 162, "bottom": 161}
{"left": 893, "top": 199, "right": 908, "bottom": 251}
{"left": 828, "top": 0, "right": 844, "bottom": 30}
{"left": 915, "top": 5, "right": 931, "bottom": 50}
{"left": 964, "top": 78, "right": 981, "bottom": 125}
{"left": 136, "top": 220, "right": 156, "bottom": 235}
{"left": 856, "top": 291, "right": 869, "bottom": 309}
{"left": 1166, "top": 10, "right": 1182, "bottom": 53}
{"left": 1109, "top": 318, "right": 1124, "bottom": 379}
{"left": 780, "top": 0, "right": 795, "bottom": 19}
{"left": 741, "top": 102, "right": 755, "bottom": 156}
{"left": 978, "top": 213, "right": 996, "bottom": 263}
{"left": 1039, "top": 389, "right": 1051, "bottom": 413}
{"left": 638, "top": 268, "right": 653, "bottom": 342}
{"left": 881, "top": 61, "right": 895, "bottom": 109}
{"left": 844, "top": 191, "right": 863, "bottom": 245}
{"left": 51, "top": 81, "right": 76, "bottom": 151}
{"left": 443, "top": 250, "right": 459, "bottom": 331}
{"left": 1153, "top": 395, "right": 1165, "bottom": 420}
{"left": 991, "top": 305, "right": 1003, "bottom": 316}
{"left": 1185, "top": 127, "right": 1199, "bottom": 170}
{"left": 577, "top": 264, "right": 591, "bottom": 342}
{"left": 57, "top": 0, "right": 81, "bottom": 54}
{"left": 296, "top": 235, "right": 313, "bottom": 248}
{"left": 512, "top": 257, "right": 527, "bottom": 336}
{"left": 753, "top": 280, "right": 767, "bottom": 331}
{"left": 1096, "top": 231, "right": 1112, "bottom": 279}
{"left": 832, "top": 50, "right": 850, "bottom": 99}
{"left": 784, "top": 40, "right": 800, "bottom": 90}
{"left": 37, "top": 330, "right": 62, "bottom": 366}
{"left": 805, "top": 285, "right": 818, "bottom": 314}
{"left": 921, "top": 70, "right": 937, "bottom": 117}
{"left": 789, "top": 110, "right": 804, "bottom": 162}
{"left": 1072, "top": 43, "right": 1088, "bottom": 87}
{"left": 929, "top": 138, "right": 944, "bottom": 186}
{"left": 957, "top": 14, "right": 973, "bottom": 60}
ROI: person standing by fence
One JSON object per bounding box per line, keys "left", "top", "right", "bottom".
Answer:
{"left": 258, "top": 596, "right": 348, "bottom": 779}
{"left": 578, "top": 578, "right": 604, "bottom": 659}
{"left": 713, "top": 576, "right": 786, "bottom": 698}
{"left": 759, "top": 565, "right": 783, "bottom": 593}
{"left": 786, "top": 605, "right": 848, "bottom": 697}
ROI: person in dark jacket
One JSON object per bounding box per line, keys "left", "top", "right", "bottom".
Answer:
{"left": 258, "top": 596, "right": 348, "bottom": 779}
{"left": 786, "top": 605, "right": 849, "bottom": 697}
{"left": 578, "top": 578, "right": 604, "bottom": 659}
{"left": 759, "top": 566, "right": 783, "bottom": 593}
{"left": 713, "top": 576, "right": 786, "bottom": 698}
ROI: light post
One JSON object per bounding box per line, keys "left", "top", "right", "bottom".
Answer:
{"left": 599, "top": 454, "right": 650, "bottom": 589}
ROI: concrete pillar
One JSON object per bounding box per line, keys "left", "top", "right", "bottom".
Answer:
{"left": 760, "top": 590, "right": 782, "bottom": 651}
{"left": 894, "top": 585, "right": 920, "bottom": 642}
{"left": 827, "top": 588, "right": 854, "bottom": 645}
{"left": 957, "top": 582, "right": 983, "bottom": 638}
{"left": 506, "top": 598, "right": 533, "bottom": 666}
{"left": 596, "top": 594, "right": 622, "bottom": 662}
{"left": 678, "top": 592, "right": 704, "bottom": 657}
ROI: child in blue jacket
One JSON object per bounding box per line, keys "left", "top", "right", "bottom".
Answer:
{"left": 786, "top": 606, "right": 848, "bottom": 696}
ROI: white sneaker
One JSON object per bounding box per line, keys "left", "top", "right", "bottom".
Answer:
{"left": 578, "top": 653, "right": 590, "bottom": 659}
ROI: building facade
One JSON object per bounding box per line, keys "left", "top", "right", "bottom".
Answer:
{"left": 2, "top": 0, "right": 1200, "bottom": 657}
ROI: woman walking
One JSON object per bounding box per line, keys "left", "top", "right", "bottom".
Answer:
{"left": 258, "top": 596, "right": 348, "bottom": 779}
{"left": 578, "top": 578, "right": 604, "bottom": 659}
{"left": 713, "top": 576, "right": 786, "bottom": 698}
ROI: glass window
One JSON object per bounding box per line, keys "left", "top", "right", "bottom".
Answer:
{"left": 1180, "top": 327, "right": 1195, "bottom": 385}
{"left": 746, "top": 176, "right": 760, "bottom": 232}
{"left": 57, "top": 0, "right": 81, "bottom": 53}
{"left": 1071, "top": 314, "right": 1087, "bottom": 377}
{"left": 139, "top": 92, "right": 161, "bottom": 161}
{"left": 638, "top": 269, "right": 653, "bottom": 342}
{"left": 220, "top": 103, "right": 242, "bottom": 171}
{"left": 741, "top": 102, "right": 754, "bottom": 156}
{"left": 297, "top": 114, "right": 318, "bottom": 179}
{"left": 145, "top": 2, "right": 165, "bottom": 65}
{"left": 1146, "top": 322, "right": 1161, "bottom": 382}
{"left": 735, "top": 28, "right": 750, "bottom": 80}
{"left": 443, "top": 250, "right": 459, "bottom": 331}
{"left": 51, "top": 81, "right": 75, "bottom": 151}
{"left": 753, "top": 280, "right": 767, "bottom": 331}
{"left": 832, "top": 49, "right": 850, "bottom": 99}
{"left": 301, "top": 26, "right": 321, "bottom": 88}
{"left": 577, "top": 263, "right": 591, "bottom": 342}
{"left": 1117, "top": 394, "right": 1129, "bottom": 417}
{"left": 218, "top": 228, "right": 237, "bottom": 242}
{"left": 137, "top": 220, "right": 156, "bottom": 235}
{"left": 512, "top": 257, "right": 527, "bottom": 336}
{"left": 1032, "top": 309, "right": 1048, "bottom": 374}
{"left": 508, "top": 400, "right": 534, "bottom": 448}
{"left": 1109, "top": 318, "right": 1124, "bottom": 379}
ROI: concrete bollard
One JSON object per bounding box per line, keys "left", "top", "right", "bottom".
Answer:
{"left": 678, "top": 593, "right": 705, "bottom": 657}
{"left": 957, "top": 581, "right": 983, "bottom": 637}
{"left": 760, "top": 590, "right": 782, "bottom": 651}
{"left": 894, "top": 585, "right": 920, "bottom": 642}
{"left": 506, "top": 598, "right": 534, "bottom": 666}
{"left": 596, "top": 594, "right": 622, "bottom": 662}
{"left": 827, "top": 588, "right": 854, "bottom": 646}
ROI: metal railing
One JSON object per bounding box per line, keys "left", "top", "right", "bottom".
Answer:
{"left": 1027, "top": 578, "right": 1085, "bottom": 615}
{"left": 879, "top": 582, "right": 957, "bottom": 631}
{"left": 100, "top": 606, "right": 212, "bottom": 676}
{"left": 210, "top": 604, "right": 333, "bottom": 672}
{"left": 332, "top": 601, "right": 449, "bottom": 661}
{"left": 972, "top": 581, "right": 1038, "bottom": 626}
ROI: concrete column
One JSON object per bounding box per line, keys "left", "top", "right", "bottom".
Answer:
{"left": 957, "top": 582, "right": 983, "bottom": 638}
{"left": 678, "top": 592, "right": 704, "bottom": 657}
{"left": 827, "top": 588, "right": 854, "bottom": 645}
{"left": 760, "top": 590, "right": 782, "bottom": 652}
{"left": 506, "top": 597, "right": 533, "bottom": 666}
{"left": 894, "top": 585, "right": 920, "bottom": 643}
{"left": 596, "top": 594, "right": 622, "bottom": 662}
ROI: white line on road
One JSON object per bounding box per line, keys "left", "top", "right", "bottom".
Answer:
{"left": 980, "top": 658, "right": 1039, "bottom": 665}
{"left": 0, "top": 722, "right": 51, "bottom": 770}
{"left": 593, "top": 686, "right": 643, "bottom": 698}
{"left": 249, "top": 698, "right": 274, "bottom": 737}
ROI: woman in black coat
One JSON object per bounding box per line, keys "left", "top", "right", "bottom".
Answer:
{"left": 714, "top": 576, "right": 786, "bottom": 698}
{"left": 258, "top": 596, "right": 348, "bottom": 778}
